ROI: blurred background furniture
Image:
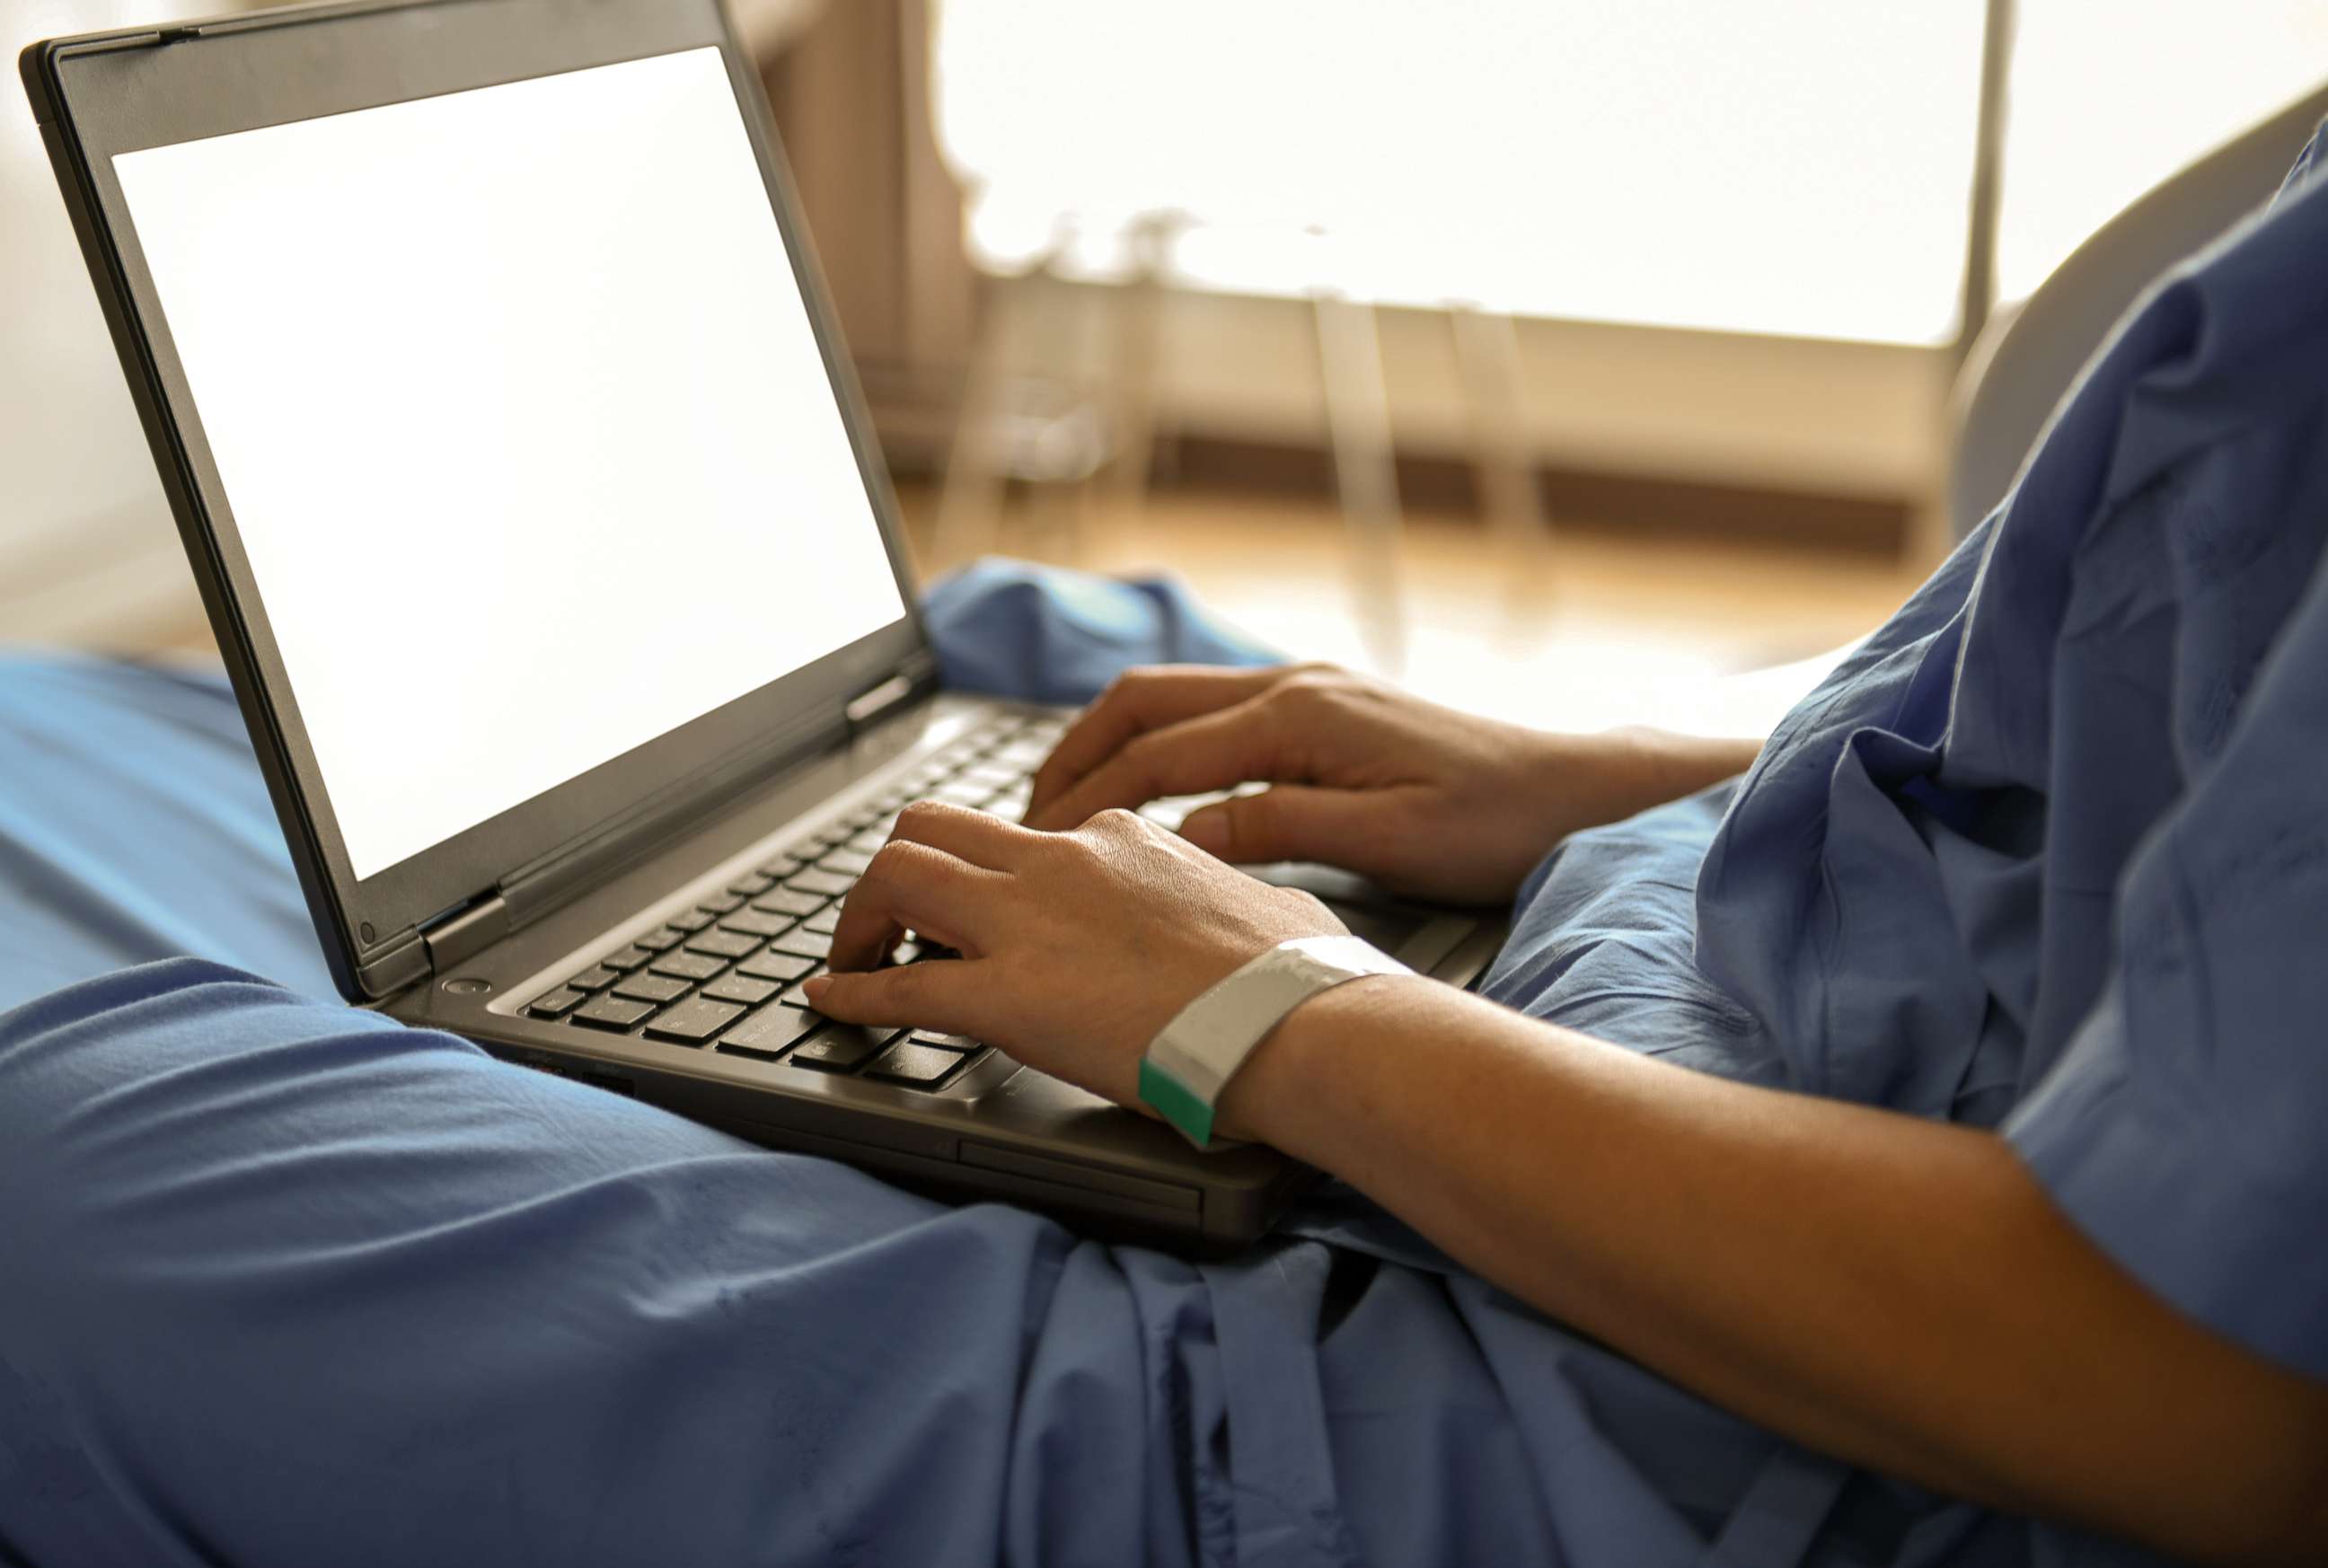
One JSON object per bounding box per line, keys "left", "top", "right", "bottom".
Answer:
{"left": 930, "top": 210, "right": 1173, "bottom": 574}
{"left": 1948, "top": 75, "right": 2328, "bottom": 542}
{"left": 4, "top": 0, "right": 2324, "bottom": 736}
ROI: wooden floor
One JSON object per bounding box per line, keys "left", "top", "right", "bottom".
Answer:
{"left": 895, "top": 480, "right": 1928, "bottom": 737}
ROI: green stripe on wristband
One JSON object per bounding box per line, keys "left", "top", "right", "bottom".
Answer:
{"left": 1138, "top": 1057, "right": 1216, "bottom": 1149}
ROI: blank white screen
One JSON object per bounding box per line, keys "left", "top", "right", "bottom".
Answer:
{"left": 114, "top": 48, "right": 908, "bottom": 881}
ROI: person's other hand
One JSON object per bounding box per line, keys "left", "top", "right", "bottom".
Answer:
{"left": 801, "top": 801, "right": 1347, "bottom": 1111}
{"left": 1021, "top": 663, "right": 1654, "bottom": 905}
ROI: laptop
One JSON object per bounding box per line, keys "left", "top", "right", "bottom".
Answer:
{"left": 22, "top": 0, "right": 1506, "bottom": 1252}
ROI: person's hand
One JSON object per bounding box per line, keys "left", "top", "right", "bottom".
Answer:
{"left": 801, "top": 801, "right": 1349, "bottom": 1113}
{"left": 1024, "top": 663, "right": 1689, "bottom": 905}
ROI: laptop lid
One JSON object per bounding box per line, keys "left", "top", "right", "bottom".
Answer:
{"left": 24, "top": 0, "right": 934, "bottom": 1003}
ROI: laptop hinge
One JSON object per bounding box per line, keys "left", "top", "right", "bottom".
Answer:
{"left": 421, "top": 891, "right": 511, "bottom": 976}
{"left": 496, "top": 699, "right": 856, "bottom": 929}
{"left": 355, "top": 925, "right": 430, "bottom": 998}
{"left": 410, "top": 654, "right": 938, "bottom": 980}
{"left": 844, "top": 674, "right": 914, "bottom": 728}
{"left": 846, "top": 653, "right": 938, "bottom": 734}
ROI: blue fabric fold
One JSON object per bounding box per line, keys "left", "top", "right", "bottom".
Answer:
{"left": 924, "top": 558, "right": 1276, "bottom": 705}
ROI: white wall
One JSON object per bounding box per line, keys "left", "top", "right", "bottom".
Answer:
{"left": 0, "top": 0, "right": 246, "bottom": 650}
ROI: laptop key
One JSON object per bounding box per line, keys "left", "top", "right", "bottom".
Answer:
{"left": 665, "top": 908, "right": 715, "bottom": 934}
{"left": 772, "top": 929, "right": 833, "bottom": 960}
{"left": 613, "top": 973, "right": 690, "bottom": 1004}
{"left": 630, "top": 926, "right": 684, "bottom": 953}
{"left": 563, "top": 965, "right": 622, "bottom": 992}
{"left": 642, "top": 997, "right": 745, "bottom": 1045}
{"left": 910, "top": 1030, "right": 979, "bottom": 1050}
{"left": 817, "top": 849, "right": 875, "bottom": 876}
{"left": 598, "top": 947, "right": 653, "bottom": 973}
{"left": 719, "top": 907, "right": 796, "bottom": 938}
{"left": 738, "top": 949, "right": 818, "bottom": 982}
{"left": 788, "top": 1022, "right": 899, "bottom": 1072}
{"left": 777, "top": 971, "right": 826, "bottom": 1007}
{"left": 756, "top": 854, "right": 804, "bottom": 880}
{"left": 571, "top": 995, "right": 656, "bottom": 1032}
{"left": 752, "top": 886, "right": 825, "bottom": 918}
{"left": 686, "top": 929, "right": 761, "bottom": 959}
{"left": 696, "top": 893, "right": 745, "bottom": 915}
{"left": 526, "top": 988, "right": 586, "bottom": 1019}
{"left": 786, "top": 868, "right": 854, "bottom": 898}
{"left": 714, "top": 1004, "right": 822, "bottom": 1062}
{"left": 702, "top": 973, "right": 780, "bottom": 1007}
{"left": 727, "top": 873, "right": 774, "bottom": 898}
{"left": 864, "top": 1040, "right": 969, "bottom": 1088}
{"left": 650, "top": 950, "right": 728, "bottom": 982}
{"left": 804, "top": 905, "right": 842, "bottom": 936}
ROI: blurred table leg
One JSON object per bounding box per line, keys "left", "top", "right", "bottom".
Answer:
{"left": 1450, "top": 300, "right": 1553, "bottom": 637}
{"left": 1310, "top": 289, "right": 1406, "bottom": 677}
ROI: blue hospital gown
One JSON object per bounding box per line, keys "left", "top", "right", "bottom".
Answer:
{"left": 4, "top": 128, "right": 2327, "bottom": 1568}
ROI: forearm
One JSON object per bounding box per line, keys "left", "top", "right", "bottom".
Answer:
{"left": 1223, "top": 977, "right": 2328, "bottom": 1565}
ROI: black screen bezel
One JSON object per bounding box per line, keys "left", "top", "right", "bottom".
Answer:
{"left": 23, "top": 0, "right": 930, "bottom": 1000}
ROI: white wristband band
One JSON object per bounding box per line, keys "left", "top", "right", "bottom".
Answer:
{"left": 1139, "top": 934, "right": 1412, "bottom": 1149}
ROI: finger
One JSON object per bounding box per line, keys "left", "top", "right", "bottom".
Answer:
{"left": 1027, "top": 697, "right": 1287, "bottom": 832}
{"left": 1177, "top": 784, "right": 1387, "bottom": 867}
{"left": 1027, "top": 665, "right": 1296, "bottom": 820}
{"left": 802, "top": 958, "right": 989, "bottom": 1038}
{"left": 885, "top": 798, "right": 1039, "bottom": 871}
{"left": 827, "top": 841, "right": 1006, "bottom": 973}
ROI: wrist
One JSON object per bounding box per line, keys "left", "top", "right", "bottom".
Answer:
{"left": 1619, "top": 726, "right": 1762, "bottom": 801}
{"left": 1532, "top": 727, "right": 1757, "bottom": 838}
{"left": 1210, "top": 970, "right": 1434, "bottom": 1148}
{"left": 1143, "top": 936, "right": 1409, "bottom": 1147}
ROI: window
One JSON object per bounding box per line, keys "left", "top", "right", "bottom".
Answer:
{"left": 934, "top": 2, "right": 1984, "bottom": 344}
{"left": 934, "top": 0, "right": 2328, "bottom": 345}
{"left": 1993, "top": 0, "right": 2328, "bottom": 304}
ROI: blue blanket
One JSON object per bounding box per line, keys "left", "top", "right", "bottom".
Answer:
{"left": 0, "top": 609, "right": 2009, "bottom": 1568}
{"left": 7, "top": 126, "right": 2328, "bottom": 1565}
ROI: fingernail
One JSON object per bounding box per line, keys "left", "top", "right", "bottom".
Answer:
{"left": 1181, "top": 814, "right": 1226, "bottom": 853}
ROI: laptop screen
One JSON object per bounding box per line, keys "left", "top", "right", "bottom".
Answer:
{"left": 111, "top": 47, "right": 909, "bottom": 883}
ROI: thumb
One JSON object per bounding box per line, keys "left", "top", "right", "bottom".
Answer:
{"left": 1179, "top": 785, "right": 1374, "bottom": 866}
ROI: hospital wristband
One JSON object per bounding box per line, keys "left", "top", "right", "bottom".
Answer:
{"left": 1139, "top": 934, "right": 1414, "bottom": 1149}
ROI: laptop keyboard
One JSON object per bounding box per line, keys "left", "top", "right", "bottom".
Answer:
{"left": 524, "top": 712, "right": 1063, "bottom": 1091}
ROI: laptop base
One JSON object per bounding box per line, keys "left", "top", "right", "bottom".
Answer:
{"left": 388, "top": 693, "right": 1505, "bottom": 1253}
